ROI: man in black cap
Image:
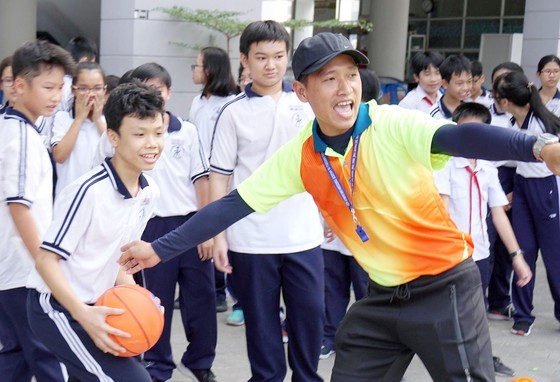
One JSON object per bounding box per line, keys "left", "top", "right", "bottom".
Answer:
{"left": 120, "top": 32, "right": 560, "bottom": 381}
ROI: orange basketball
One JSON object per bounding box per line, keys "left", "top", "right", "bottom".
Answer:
{"left": 95, "top": 284, "right": 164, "bottom": 357}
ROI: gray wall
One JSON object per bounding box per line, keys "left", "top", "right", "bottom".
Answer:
{"left": 100, "top": 0, "right": 263, "bottom": 118}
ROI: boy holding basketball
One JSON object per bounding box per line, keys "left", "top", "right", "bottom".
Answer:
{"left": 26, "top": 82, "right": 164, "bottom": 382}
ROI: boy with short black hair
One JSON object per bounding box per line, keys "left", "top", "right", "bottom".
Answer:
{"left": 0, "top": 39, "right": 73, "bottom": 382}
{"left": 26, "top": 82, "right": 164, "bottom": 382}
{"left": 209, "top": 20, "right": 324, "bottom": 381}
{"left": 128, "top": 62, "right": 218, "bottom": 382}
{"left": 429, "top": 55, "right": 472, "bottom": 120}
{"left": 399, "top": 51, "right": 444, "bottom": 113}
{"left": 465, "top": 60, "right": 493, "bottom": 108}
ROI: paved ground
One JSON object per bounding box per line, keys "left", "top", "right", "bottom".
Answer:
{"left": 168, "top": 257, "right": 560, "bottom": 382}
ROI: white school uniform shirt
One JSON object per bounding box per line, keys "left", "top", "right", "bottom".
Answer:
{"left": 26, "top": 159, "right": 159, "bottom": 304}
{"left": 544, "top": 89, "right": 560, "bottom": 117}
{"left": 189, "top": 93, "right": 236, "bottom": 159}
{"left": 465, "top": 87, "right": 493, "bottom": 108}
{"left": 490, "top": 103, "right": 518, "bottom": 168}
{"left": 429, "top": 98, "right": 453, "bottom": 121}
{"left": 145, "top": 113, "right": 208, "bottom": 217}
{"left": 433, "top": 157, "right": 508, "bottom": 261}
{"left": 0, "top": 108, "right": 53, "bottom": 290}
{"left": 51, "top": 108, "right": 105, "bottom": 197}
{"left": 210, "top": 81, "right": 323, "bottom": 253}
{"left": 398, "top": 85, "right": 442, "bottom": 114}
{"left": 514, "top": 110, "right": 554, "bottom": 178}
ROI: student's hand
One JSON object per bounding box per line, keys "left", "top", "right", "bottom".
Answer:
{"left": 324, "top": 226, "right": 335, "bottom": 243}
{"left": 91, "top": 92, "right": 105, "bottom": 122}
{"left": 74, "top": 93, "right": 91, "bottom": 122}
{"left": 512, "top": 254, "right": 532, "bottom": 287}
{"left": 504, "top": 192, "right": 513, "bottom": 212}
{"left": 541, "top": 143, "right": 560, "bottom": 175}
{"left": 118, "top": 240, "right": 161, "bottom": 274}
{"left": 197, "top": 239, "right": 213, "bottom": 261}
{"left": 73, "top": 304, "right": 130, "bottom": 356}
{"left": 212, "top": 236, "right": 232, "bottom": 274}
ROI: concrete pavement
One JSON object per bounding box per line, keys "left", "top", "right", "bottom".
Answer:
{"left": 168, "top": 257, "right": 560, "bottom": 382}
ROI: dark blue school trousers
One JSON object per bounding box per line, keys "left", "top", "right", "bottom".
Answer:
{"left": 229, "top": 247, "right": 324, "bottom": 382}
{"left": 512, "top": 174, "right": 560, "bottom": 325}
{"left": 27, "top": 289, "right": 151, "bottom": 382}
{"left": 0, "top": 287, "right": 65, "bottom": 382}
{"left": 140, "top": 215, "right": 217, "bottom": 382}
{"left": 322, "top": 249, "right": 368, "bottom": 349}
{"left": 488, "top": 166, "right": 515, "bottom": 311}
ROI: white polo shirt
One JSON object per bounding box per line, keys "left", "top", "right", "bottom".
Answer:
{"left": 146, "top": 113, "right": 208, "bottom": 217}
{"left": 27, "top": 159, "right": 159, "bottom": 303}
{"left": 545, "top": 89, "right": 560, "bottom": 117}
{"left": 465, "top": 88, "right": 493, "bottom": 108}
{"left": 490, "top": 103, "right": 518, "bottom": 168}
{"left": 210, "top": 81, "right": 323, "bottom": 253}
{"left": 189, "top": 94, "right": 236, "bottom": 159}
{"left": 398, "top": 86, "right": 442, "bottom": 114}
{"left": 429, "top": 98, "right": 453, "bottom": 121}
{"left": 51, "top": 109, "right": 105, "bottom": 197}
{"left": 433, "top": 157, "right": 508, "bottom": 261}
{"left": 513, "top": 110, "right": 553, "bottom": 178}
{"left": 0, "top": 108, "right": 53, "bottom": 290}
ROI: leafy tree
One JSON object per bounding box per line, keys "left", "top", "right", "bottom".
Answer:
{"left": 156, "top": 6, "right": 372, "bottom": 54}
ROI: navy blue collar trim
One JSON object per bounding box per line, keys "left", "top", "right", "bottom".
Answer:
{"left": 439, "top": 99, "right": 453, "bottom": 119}
{"left": 481, "top": 87, "right": 488, "bottom": 96}
{"left": 0, "top": 102, "right": 10, "bottom": 114}
{"left": 490, "top": 103, "right": 505, "bottom": 116}
{"left": 4, "top": 107, "right": 38, "bottom": 132}
{"left": 167, "top": 111, "right": 181, "bottom": 133}
{"left": 554, "top": 89, "right": 560, "bottom": 100}
{"left": 520, "top": 109, "right": 533, "bottom": 130}
{"left": 312, "top": 102, "right": 372, "bottom": 153}
{"left": 244, "top": 80, "right": 292, "bottom": 98}
{"left": 102, "top": 158, "right": 149, "bottom": 199}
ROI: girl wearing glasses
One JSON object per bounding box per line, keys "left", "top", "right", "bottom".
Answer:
{"left": 51, "top": 61, "right": 107, "bottom": 197}
{"left": 537, "top": 54, "right": 560, "bottom": 116}
{"left": 0, "top": 56, "right": 15, "bottom": 115}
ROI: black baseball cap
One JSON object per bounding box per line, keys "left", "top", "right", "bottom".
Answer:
{"left": 292, "top": 33, "right": 370, "bottom": 81}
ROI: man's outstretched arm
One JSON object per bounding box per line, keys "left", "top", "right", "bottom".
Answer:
{"left": 119, "top": 190, "right": 254, "bottom": 274}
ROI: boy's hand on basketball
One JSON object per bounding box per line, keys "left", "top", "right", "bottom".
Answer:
{"left": 512, "top": 254, "right": 532, "bottom": 287}
{"left": 212, "top": 236, "right": 232, "bottom": 274}
{"left": 118, "top": 240, "right": 161, "bottom": 274}
{"left": 75, "top": 304, "right": 130, "bottom": 356}
{"left": 197, "top": 239, "right": 213, "bottom": 261}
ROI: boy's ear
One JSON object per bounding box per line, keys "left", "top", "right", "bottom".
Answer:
{"left": 292, "top": 81, "right": 308, "bottom": 103}
{"left": 441, "top": 79, "right": 449, "bottom": 90}
{"left": 106, "top": 128, "right": 120, "bottom": 148}
{"left": 413, "top": 74, "right": 420, "bottom": 83}
{"left": 240, "top": 53, "right": 248, "bottom": 69}
{"left": 13, "top": 77, "right": 27, "bottom": 96}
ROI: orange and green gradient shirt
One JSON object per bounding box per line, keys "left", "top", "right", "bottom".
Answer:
{"left": 238, "top": 101, "right": 473, "bottom": 287}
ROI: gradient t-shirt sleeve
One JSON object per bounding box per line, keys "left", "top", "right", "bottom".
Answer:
{"left": 237, "top": 128, "right": 309, "bottom": 213}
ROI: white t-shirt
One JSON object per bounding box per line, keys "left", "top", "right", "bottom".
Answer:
{"left": 545, "top": 89, "right": 560, "bottom": 117}
{"left": 189, "top": 93, "right": 236, "bottom": 159}
{"left": 398, "top": 86, "right": 442, "bottom": 114}
{"left": 51, "top": 109, "right": 105, "bottom": 197}
{"left": 27, "top": 159, "right": 159, "bottom": 303}
{"left": 210, "top": 82, "right": 323, "bottom": 253}
{"left": 0, "top": 109, "right": 53, "bottom": 290}
{"left": 433, "top": 157, "right": 508, "bottom": 261}
{"left": 145, "top": 113, "right": 208, "bottom": 217}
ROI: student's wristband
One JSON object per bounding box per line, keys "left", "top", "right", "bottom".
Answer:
{"left": 509, "top": 249, "right": 524, "bottom": 260}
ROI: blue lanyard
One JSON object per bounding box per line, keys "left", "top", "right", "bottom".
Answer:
{"left": 320, "top": 134, "right": 369, "bottom": 242}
